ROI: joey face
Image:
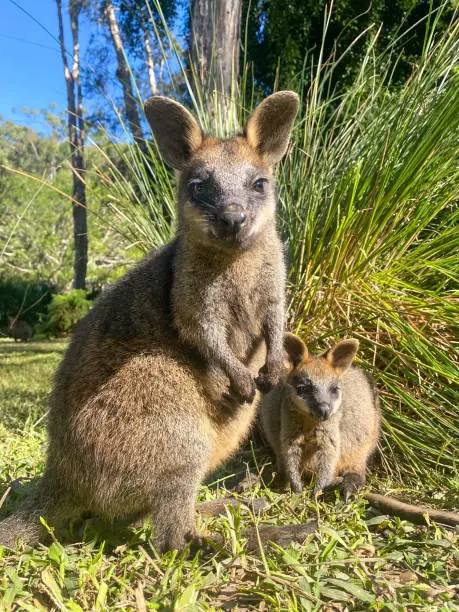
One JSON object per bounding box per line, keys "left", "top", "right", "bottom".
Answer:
{"left": 178, "top": 139, "right": 275, "bottom": 250}
{"left": 288, "top": 366, "right": 342, "bottom": 421}
{"left": 283, "top": 334, "right": 359, "bottom": 422}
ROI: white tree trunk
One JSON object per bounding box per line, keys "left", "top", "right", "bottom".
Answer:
{"left": 104, "top": 0, "right": 146, "bottom": 153}
{"left": 144, "top": 33, "right": 157, "bottom": 96}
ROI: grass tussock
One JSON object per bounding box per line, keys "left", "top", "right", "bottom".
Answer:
{"left": 89, "top": 6, "right": 459, "bottom": 483}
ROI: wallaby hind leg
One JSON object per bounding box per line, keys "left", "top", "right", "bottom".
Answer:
{"left": 148, "top": 470, "right": 204, "bottom": 554}
{"left": 0, "top": 478, "right": 82, "bottom": 548}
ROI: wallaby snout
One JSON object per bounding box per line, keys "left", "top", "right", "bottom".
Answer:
{"left": 316, "top": 402, "right": 333, "bottom": 421}
{"left": 218, "top": 204, "right": 247, "bottom": 236}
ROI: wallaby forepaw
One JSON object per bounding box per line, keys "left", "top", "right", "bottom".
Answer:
{"left": 255, "top": 362, "right": 281, "bottom": 394}
{"left": 254, "top": 373, "right": 272, "bottom": 394}
{"left": 230, "top": 374, "right": 256, "bottom": 404}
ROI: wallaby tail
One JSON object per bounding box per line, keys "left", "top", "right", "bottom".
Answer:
{"left": 0, "top": 479, "right": 80, "bottom": 549}
{"left": 366, "top": 493, "right": 459, "bottom": 527}
{"left": 196, "top": 497, "right": 317, "bottom": 552}
{"left": 0, "top": 507, "right": 49, "bottom": 548}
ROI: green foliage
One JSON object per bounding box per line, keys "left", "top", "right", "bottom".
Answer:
{"left": 278, "top": 11, "right": 459, "bottom": 479}
{"left": 242, "top": 0, "right": 456, "bottom": 92}
{"left": 0, "top": 110, "right": 137, "bottom": 289}
{"left": 0, "top": 278, "right": 51, "bottom": 328}
{"left": 38, "top": 290, "right": 91, "bottom": 338}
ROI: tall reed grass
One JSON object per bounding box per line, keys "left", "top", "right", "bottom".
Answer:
{"left": 51, "top": 3, "right": 459, "bottom": 482}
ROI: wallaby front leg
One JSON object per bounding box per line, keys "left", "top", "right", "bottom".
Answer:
{"left": 194, "top": 325, "right": 256, "bottom": 404}
{"left": 255, "top": 300, "right": 284, "bottom": 393}
{"left": 313, "top": 451, "right": 339, "bottom": 497}
{"left": 282, "top": 440, "right": 303, "bottom": 493}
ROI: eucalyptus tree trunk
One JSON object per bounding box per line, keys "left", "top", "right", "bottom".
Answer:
{"left": 104, "top": 0, "right": 147, "bottom": 154}
{"left": 190, "top": 0, "right": 242, "bottom": 111}
{"left": 144, "top": 33, "right": 158, "bottom": 96}
{"left": 56, "top": 0, "right": 87, "bottom": 290}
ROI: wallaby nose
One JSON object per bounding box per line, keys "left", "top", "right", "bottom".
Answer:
{"left": 220, "top": 205, "right": 247, "bottom": 233}
{"left": 317, "top": 403, "right": 332, "bottom": 420}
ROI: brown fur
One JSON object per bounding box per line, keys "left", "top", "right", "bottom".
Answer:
{"left": 260, "top": 333, "right": 459, "bottom": 527}
{"left": 0, "top": 92, "right": 299, "bottom": 552}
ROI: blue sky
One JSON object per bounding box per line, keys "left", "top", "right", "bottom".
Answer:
{"left": 0, "top": 0, "right": 187, "bottom": 134}
{"left": 0, "top": 0, "right": 90, "bottom": 129}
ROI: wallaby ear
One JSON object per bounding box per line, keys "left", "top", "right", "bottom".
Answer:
{"left": 144, "top": 96, "right": 203, "bottom": 170}
{"left": 283, "top": 333, "right": 308, "bottom": 371}
{"left": 244, "top": 91, "right": 299, "bottom": 165}
{"left": 326, "top": 339, "right": 359, "bottom": 374}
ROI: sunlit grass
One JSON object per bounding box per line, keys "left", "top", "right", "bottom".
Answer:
{"left": 0, "top": 342, "right": 457, "bottom": 609}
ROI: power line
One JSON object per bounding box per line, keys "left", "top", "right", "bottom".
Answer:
{"left": 7, "top": 0, "right": 63, "bottom": 50}
{"left": 0, "top": 32, "right": 60, "bottom": 52}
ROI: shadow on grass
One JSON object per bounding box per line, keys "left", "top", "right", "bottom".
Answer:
{"left": 0, "top": 340, "right": 67, "bottom": 357}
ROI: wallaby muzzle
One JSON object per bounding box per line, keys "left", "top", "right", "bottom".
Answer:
{"left": 218, "top": 204, "right": 247, "bottom": 236}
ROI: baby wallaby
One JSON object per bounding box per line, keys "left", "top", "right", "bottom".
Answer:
{"left": 261, "top": 334, "right": 378, "bottom": 498}
{"left": 260, "top": 334, "right": 459, "bottom": 527}
{"left": 0, "top": 91, "right": 299, "bottom": 552}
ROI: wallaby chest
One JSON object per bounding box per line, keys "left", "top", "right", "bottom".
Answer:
{"left": 285, "top": 404, "right": 341, "bottom": 472}
{"left": 174, "top": 239, "right": 281, "bottom": 362}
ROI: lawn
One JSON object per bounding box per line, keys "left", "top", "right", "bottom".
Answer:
{"left": 0, "top": 339, "right": 457, "bottom": 610}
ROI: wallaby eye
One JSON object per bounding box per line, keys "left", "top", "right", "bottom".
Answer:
{"left": 253, "top": 178, "right": 267, "bottom": 193}
{"left": 296, "top": 380, "right": 313, "bottom": 393}
{"left": 188, "top": 179, "right": 207, "bottom": 201}
{"left": 330, "top": 384, "right": 340, "bottom": 395}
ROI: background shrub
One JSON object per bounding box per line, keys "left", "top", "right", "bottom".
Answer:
{"left": 0, "top": 278, "right": 52, "bottom": 329}
{"left": 37, "top": 290, "right": 92, "bottom": 338}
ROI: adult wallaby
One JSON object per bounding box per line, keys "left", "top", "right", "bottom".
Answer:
{"left": 260, "top": 333, "right": 459, "bottom": 527}
{"left": 0, "top": 92, "right": 299, "bottom": 551}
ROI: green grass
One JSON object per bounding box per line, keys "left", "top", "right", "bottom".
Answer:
{"left": 1, "top": 341, "right": 458, "bottom": 610}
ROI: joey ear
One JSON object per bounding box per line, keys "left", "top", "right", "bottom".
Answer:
{"left": 326, "top": 339, "right": 359, "bottom": 374}
{"left": 244, "top": 91, "right": 299, "bottom": 165}
{"left": 283, "top": 333, "right": 308, "bottom": 371}
{"left": 144, "top": 96, "right": 203, "bottom": 169}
